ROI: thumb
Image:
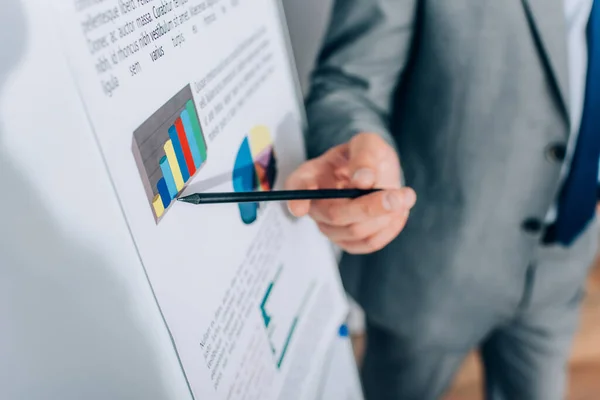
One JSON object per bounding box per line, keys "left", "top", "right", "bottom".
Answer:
{"left": 284, "top": 163, "right": 319, "bottom": 217}
{"left": 348, "top": 133, "right": 399, "bottom": 189}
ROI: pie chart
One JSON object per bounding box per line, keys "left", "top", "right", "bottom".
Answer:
{"left": 232, "top": 126, "right": 278, "bottom": 224}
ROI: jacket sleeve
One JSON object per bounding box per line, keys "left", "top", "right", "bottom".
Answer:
{"left": 304, "top": 0, "right": 419, "bottom": 158}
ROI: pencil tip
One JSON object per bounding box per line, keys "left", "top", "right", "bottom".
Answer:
{"left": 177, "top": 196, "right": 194, "bottom": 204}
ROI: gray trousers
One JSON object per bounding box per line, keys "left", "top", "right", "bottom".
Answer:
{"left": 360, "top": 221, "right": 598, "bottom": 400}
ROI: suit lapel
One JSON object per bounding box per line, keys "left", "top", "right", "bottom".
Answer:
{"left": 522, "top": 0, "right": 570, "bottom": 123}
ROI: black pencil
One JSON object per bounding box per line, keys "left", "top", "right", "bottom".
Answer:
{"left": 177, "top": 188, "right": 381, "bottom": 205}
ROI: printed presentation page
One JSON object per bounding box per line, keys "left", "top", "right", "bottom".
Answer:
{"left": 49, "top": 0, "right": 349, "bottom": 398}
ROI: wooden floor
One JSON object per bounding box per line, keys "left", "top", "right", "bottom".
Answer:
{"left": 352, "top": 256, "right": 600, "bottom": 399}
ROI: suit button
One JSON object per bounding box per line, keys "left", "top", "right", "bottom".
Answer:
{"left": 546, "top": 143, "right": 567, "bottom": 163}
{"left": 522, "top": 218, "right": 543, "bottom": 234}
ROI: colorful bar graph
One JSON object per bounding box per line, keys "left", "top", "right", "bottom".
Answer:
{"left": 181, "top": 109, "right": 202, "bottom": 169}
{"left": 159, "top": 156, "right": 178, "bottom": 199}
{"left": 175, "top": 118, "right": 196, "bottom": 176}
{"left": 157, "top": 178, "right": 171, "bottom": 209}
{"left": 169, "top": 125, "right": 190, "bottom": 181}
{"left": 164, "top": 140, "right": 184, "bottom": 191}
{"left": 152, "top": 194, "right": 165, "bottom": 218}
{"left": 186, "top": 100, "right": 207, "bottom": 161}
{"left": 133, "top": 85, "right": 210, "bottom": 223}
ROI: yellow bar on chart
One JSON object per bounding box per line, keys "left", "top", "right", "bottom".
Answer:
{"left": 152, "top": 194, "right": 165, "bottom": 218}
{"left": 164, "top": 139, "right": 185, "bottom": 191}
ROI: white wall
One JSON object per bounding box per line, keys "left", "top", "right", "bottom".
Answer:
{"left": 0, "top": 1, "right": 192, "bottom": 399}
{"left": 281, "top": 0, "right": 333, "bottom": 94}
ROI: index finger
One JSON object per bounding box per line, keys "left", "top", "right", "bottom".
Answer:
{"left": 285, "top": 162, "right": 319, "bottom": 217}
{"left": 311, "top": 187, "right": 416, "bottom": 226}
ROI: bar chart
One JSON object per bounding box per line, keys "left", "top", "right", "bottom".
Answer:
{"left": 132, "top": 85, "right": 208, "bottom": 223}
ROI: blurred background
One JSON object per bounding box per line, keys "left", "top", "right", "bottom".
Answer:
{"left": 280, "top": 1, "right": 600, "bottom": 398}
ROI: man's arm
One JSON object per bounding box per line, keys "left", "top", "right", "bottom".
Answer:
{"left": 305, "top": 0, "right": 419, "bottom": 158}
{"left": 285, "top": 0, "right": 419, "bottom": 254}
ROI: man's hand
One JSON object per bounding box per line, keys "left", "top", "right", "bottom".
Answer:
{"left": 286, "top": 133, "right": 416, "bottom": 254}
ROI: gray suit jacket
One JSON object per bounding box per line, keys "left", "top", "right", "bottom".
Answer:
{"left": 305, "top": 0, "right": 575, "bottom": 348}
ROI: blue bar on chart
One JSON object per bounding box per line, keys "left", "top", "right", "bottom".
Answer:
{"left": 168, "top": 125, "right": 190, "bottom": 181}
{"left": 181, "top": 109, "right": 203, "bottom": 169}
{"left": 157, "top": 178, "right": 171, "bottom": 209}
{"left": 160, "top": 156, "right": 178, "bottom": 199}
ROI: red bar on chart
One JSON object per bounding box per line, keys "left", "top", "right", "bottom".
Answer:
{"left": 175, "top": 117, "right": 196, "bottom": 176}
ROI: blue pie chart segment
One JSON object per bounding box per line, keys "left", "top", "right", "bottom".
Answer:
{"left": 233, "top": 137, "right": 259, "bottom": 224}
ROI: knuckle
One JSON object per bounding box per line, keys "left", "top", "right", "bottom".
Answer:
{"left": 309, "top": 204, "right": 325, "bottom": 220}
{"left": 317, "top": 223, "right": 330, "bottom": 235}
{"left": 358, "top": 200, "right": 373, "bottom": 217}
{"left": 284, "top": 175, "right": 295, "bottom": 189}
{"left": 357, "top": 150, "right": 378, "bottom": 164}
{"left": 365, "top": 235, "right": 386, "bottom": 252}
{"left": 348, "top": 223, "right": 367, "bottom": 239}
{"left": 344, "top": 245, "right": 364, "bottom": 255}
{"left": 324, "top": 204, "right": 343, "bottom": 224}
{"left": 285, "top": 175, "right": 304, "bottom": 190}
{"left": 335, "top": 239, "right": 347, "bottom": 249}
